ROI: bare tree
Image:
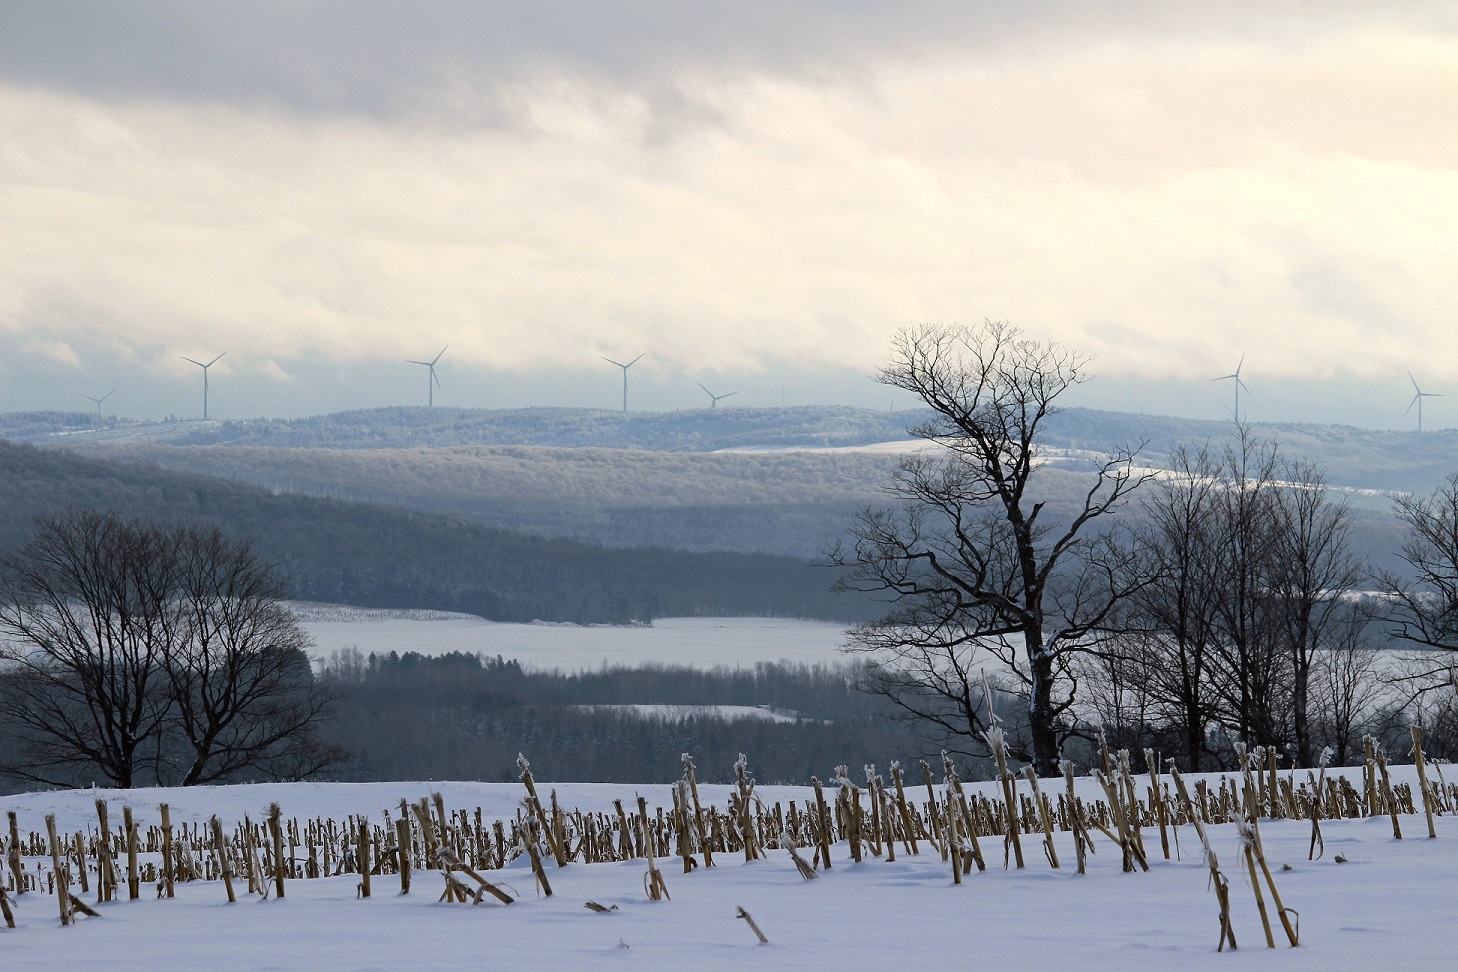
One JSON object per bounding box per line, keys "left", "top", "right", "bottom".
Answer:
{"left": 0, "top": 511, "right": 177, "bottom": 787}
{"left": 0, "top": 510, "right": 340, "bottom": 788}
{"left": 1264, "top": 459, "right": 1366, "bottom": 765}
{"left": 1204, "top": 427, "right": 1292, "bottom": 751}
{"left": 1381, "top": 473, "right": 1458, "bottom": 658}
{"left": 832, "top": 322, "right": 1149, "bottom": 774}
{"left": 165, "top": 526, "right": 343, "bottom": 785}
{"left": 1125, "top": 444, "right": 1226, "bottom": 770}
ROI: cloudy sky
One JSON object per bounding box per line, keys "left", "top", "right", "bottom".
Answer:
{"left": 2, "top": 1, "right": 1455, "bottom": 426}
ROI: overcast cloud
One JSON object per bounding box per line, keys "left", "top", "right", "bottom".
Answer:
{"left": 2, "top": 1, "right": 1456, "bottom": 425}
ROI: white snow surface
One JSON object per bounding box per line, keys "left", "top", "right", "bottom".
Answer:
{"left": 295, "top": 611, "right": 849, "bottom": 670}
{"left": 5, "top": 770, "right": 1458, "bottom": 969}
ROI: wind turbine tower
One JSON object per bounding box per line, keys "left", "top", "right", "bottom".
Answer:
{"left": 407, "top": 346, "right": 447, "bottom": 406}
{"left": 1211, "top": 352, "right": 1251, "bottom": 422}
{"left": 1407, "top": 371, "right": 1443, "bottom": 432}
{"left": 697, "top": 382, "right": 738, "bottom": 409}
{"left": 181, "top": 352, "right": 226, "bottom": 420}
{"left": 81, "top": 390, "right": 113, "bottom": 420}
{"left": 602, "top": 353, "right": 645, "bottom": 412}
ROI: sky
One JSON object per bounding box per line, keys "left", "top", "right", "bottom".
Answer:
{"left": 1, "top": 1, "right": 1456, "bottom": 427}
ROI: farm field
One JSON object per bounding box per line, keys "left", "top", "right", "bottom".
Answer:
{"left": 3, "top": 768, "right": 1456, "bottom": 970}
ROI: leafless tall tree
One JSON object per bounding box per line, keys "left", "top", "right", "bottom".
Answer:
{"left": 0, "top": 510, "right": 341, "bottom": 788}
{"left": 165, "top": 526, "right": 343, "bottom": 785}
{"left": 832, "top": 322, "right": 1149, "bottom": 774}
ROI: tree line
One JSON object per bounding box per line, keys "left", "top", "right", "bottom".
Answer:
{"left": 314, "top": 651, "right": 926, "bottom": 785}
{"left": 836, "top": 322, "right": 1458, "bottom": 776}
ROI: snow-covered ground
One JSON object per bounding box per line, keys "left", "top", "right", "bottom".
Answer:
{"left": 293, "top": 610, "right": 850, "bottom": 670}
{"left": 3, "top": 771, "right": 1456, "bottom": 970}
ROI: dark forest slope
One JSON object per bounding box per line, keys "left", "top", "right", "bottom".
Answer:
{"left": 0, "top": 441, "right": 872, "bottom": 623}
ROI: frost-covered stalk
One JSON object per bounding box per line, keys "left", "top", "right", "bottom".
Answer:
{"left": 940, "top": 752, "right": 986, "bottom": 873}
{"left": 735, "top": 754, "right": 761, "bottom": 862}
{"left": 1115, "top": 750, "right": 1147, "bottom": 864}
{"left": 1144, "top": 749, "right": 1170, "bottom": 860}
{"left": 1371, "top": 741, "right": 1403, "bottom": 839}
{"left": 889, "top": 762, "right": 919, "bottom": 856}
{"left": 639, "top": 794, "right": 669, "bottom": 901}
{"left": 159, "top": 803, "right": 175, "bottom": 899}
{"left": 512, "top": 798, "right": 553, "bottom": 897}
{"left": 267, "top": 802, "right": 286, "bottom": 900}
{"left": 810, "top": 776, "right": 833, "bottom": 870}
{"left": 210, "top": 815, "right": 235, "bottom": 903}
{"left": 1021, "top": 766, "right": 1058, "bottom": 869}
{"left": 94, "top": 799, "right": 116, "bottom": 903}
{"left": 517, "top": 754, "right": 567, "bottom": 867}
{"left": 1433, "top": 759, "right": 1454, "bottom": 814}
{"left": 919, "top": 759, "right": 945, "bottom": 858}
{"left": 982, "top": 726, "right": 1025, "bottom": 869}
{"left": 834, "top": 764, "right": 861, "bottom": 863}
{"left": 1410, "top": 726, "right": 1438, "bottom": 839}
{"left": 6, "top": 811, "right": 21, "bottom": 896}
{"left": 864, "top": 764, "right": 886, "bottom": 859}
{"left": 1308, "top": 747, "right": 1332, "bottom": 860}
{"left": 1237, "top": 822, "right": 1275, "bottom": 948}
{"left": 1060, "top": 759, "right": 1087, "bottom": 874}
{"left": 681, "top": 754, "right": 714, "bottom": 868}
{"left": 1094, "top": 768, "right": 1145, "bottom": 873}
{"left": 46, "top": 814, "right": 71, "bottom": 926}
{"left": 1173, "top": 768, "right": 1236, "bottom": 951}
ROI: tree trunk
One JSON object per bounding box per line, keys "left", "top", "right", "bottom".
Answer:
{"left": 1027, "top": 630, "right": 1059, "bottom": 776}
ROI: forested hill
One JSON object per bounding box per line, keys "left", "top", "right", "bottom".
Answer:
{"left": 0, "top": 405, "right": 922, "bottom": 452}
{"left": 7, "top": 404, "right": 1456, "bottom": 492}
{"left": 0, "top": 440, "right": 873, "bottom": 624}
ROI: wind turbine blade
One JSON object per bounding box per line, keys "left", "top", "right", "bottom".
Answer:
{"left": 602, "top": 356, "right": 627, "bottom": 368}
{"left": 406, "top": 359, "right": 430, "bottom": 365}
{"left": 431, "top": 346, "right": 448, "bottom": 365}
{"left": 1235, "top": 351, "right": 1245, "bottom": 374}
{"left": 626, "top": 352, "right": 645, "bottom": 368}
{"left": 1406, "top": 395, "right": 1419, "bottom": 415}
{"left": 697, "top": 382, "right": 712, "bottom": 397}
{"left": 206, "top": 351, "right": 227, "bottom": 367}
{"left": 432, "top": 369, "right": 442, "bottom": 389}
{"left": 721, "top": 391, "right": 738, "bottom": 400}
{"left": 181, "top": 356, "right": 205, "bottom": 367}
{"left": 1237, "top": 378, "right": 1251, "bottom": 394}
{"left": 1211, "top": 374, "right": 1236, "bottom": 382}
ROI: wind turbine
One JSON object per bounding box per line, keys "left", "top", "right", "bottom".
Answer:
{"left": 81, "top": 390, "right": 113, "bottom": 420}
{"left": 602, "top": 353, "right": 645, "bottom": 412}
{"left": 1212, "top": 352, "right": 1251, "bottom": 422}
{"left": 407, "top": 346, "right": 447, "bottom": 406}
{"left": 1406, "top": 371, "right": 1443, "bottom": 432}
{"left": 696, "top": 382, "right": 738, "bottom": 409}
{"left": 181, "top": 352, "right": 226, "bottom": 420}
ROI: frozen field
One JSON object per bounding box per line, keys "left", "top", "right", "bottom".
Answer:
{"left": 4, "top": 770, "right": 1458, "bottom": 970}
{"left": 290, "top": 606, "right": 850, "bottom": 670}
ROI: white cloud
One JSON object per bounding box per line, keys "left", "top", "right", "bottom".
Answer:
{"left": 1, "top": 16, "right": 1455, "bottom": 402}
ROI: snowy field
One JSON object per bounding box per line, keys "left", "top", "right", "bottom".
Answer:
{"left": 5, "top": 771, "right": 1458, "bottom": 969}
{"left": 290, "top": 607, "right": 850, "bottom": 670}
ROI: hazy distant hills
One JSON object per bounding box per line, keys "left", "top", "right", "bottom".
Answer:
{"left": 7, "top": 404, "right": 1455, "bottom": 496}
{"left": 0, "top": 405, "right": 922, "bottom": 452}
{"left": 2, "top": 403, "right": 1446, "bottom": 579}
